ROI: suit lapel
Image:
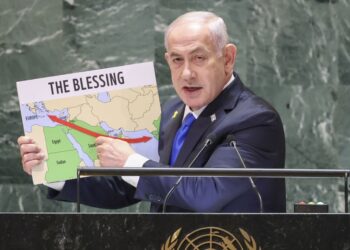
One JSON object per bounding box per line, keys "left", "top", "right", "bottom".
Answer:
{"left": 173, "top": 73, "right": 245, "bottom": 167}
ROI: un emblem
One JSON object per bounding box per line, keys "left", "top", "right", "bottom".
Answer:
{"left": 161, "top": 226, "right": 261, "bottom": 250}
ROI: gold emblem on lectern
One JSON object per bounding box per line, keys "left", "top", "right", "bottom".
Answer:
{"left": 161, "top": 226, "right": 261, "bottom": 250}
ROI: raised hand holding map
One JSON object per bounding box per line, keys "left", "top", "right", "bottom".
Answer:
{"left": 17, "top": 62, "right": 160, "bottom": 185}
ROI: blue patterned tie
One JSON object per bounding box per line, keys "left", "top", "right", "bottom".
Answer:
{"left": 170, "top": 113, "right": 196, "bottom": 166}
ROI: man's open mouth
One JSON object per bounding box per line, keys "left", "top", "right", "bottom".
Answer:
{"left": 183, "top": 86, "right": 202, "bottom": 92}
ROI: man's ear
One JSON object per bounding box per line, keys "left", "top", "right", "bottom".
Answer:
{"left": 224, "top": 44, "right": 237, "bottom": 74}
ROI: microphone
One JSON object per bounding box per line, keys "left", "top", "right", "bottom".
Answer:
{"left": 162, "top": 134, "right": 216, "bottom": 213}
{"left": 226, "top": 135, "right": 264, "bottom": 213}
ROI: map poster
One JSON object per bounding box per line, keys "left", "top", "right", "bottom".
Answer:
{"left": 17, "top": 62, "right": 161, "bottom": 185}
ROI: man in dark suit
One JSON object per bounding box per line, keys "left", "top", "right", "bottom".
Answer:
{"left": 18, "top": 11, "right": 286, "bottom": 212}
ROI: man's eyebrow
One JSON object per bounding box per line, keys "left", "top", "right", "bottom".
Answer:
{"left": 169, "top": 47, "right": 209, "bottom": 57}
{"left": 190, "top": 47, "right": 209, "bottom": 54}
{"left": 169, "top": 52, "right": 182, "bottom": 57}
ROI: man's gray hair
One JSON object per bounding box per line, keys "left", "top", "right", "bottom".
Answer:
{"left": 164, "top": 11, "right": 229, "bottom": 56}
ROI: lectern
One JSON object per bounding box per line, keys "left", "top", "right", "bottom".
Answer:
{"left": 1, "top": 168, "right": 349, "bottom": 249}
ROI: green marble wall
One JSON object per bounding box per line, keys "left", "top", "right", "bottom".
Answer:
{"left": 0, "top": 0, "right": 349, "bottom": 212}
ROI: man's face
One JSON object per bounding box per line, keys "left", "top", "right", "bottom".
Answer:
{"left": 165, "top": 22, "right": 233, "bottom": 111}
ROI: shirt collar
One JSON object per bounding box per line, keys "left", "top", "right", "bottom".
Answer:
{"left": 183, "top": 74, "right": 235, "bottom": 120}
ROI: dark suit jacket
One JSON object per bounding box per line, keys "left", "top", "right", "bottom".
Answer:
{"left": 48, "top": 73, "right": 286, "bottom": 213}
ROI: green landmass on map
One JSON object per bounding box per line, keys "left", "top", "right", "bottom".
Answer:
{"left": 45, "top": 150, "right": 81, "bottom": 182}
{"left": 42, "top": 117, "right": 159, "bottom": 183}
{"left": 68, "top": 119, "right": 107, "bottom": 160}
{"left": 151, "top": 115, "right": 160, "bottom": 140}
{"left": 43, "top": 119, "right": 107, "bottom": 182}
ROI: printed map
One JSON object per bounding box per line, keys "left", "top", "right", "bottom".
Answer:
{"left": 17, "top": 62, "right": 160, "bottom": 184}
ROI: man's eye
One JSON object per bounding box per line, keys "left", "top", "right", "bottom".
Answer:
{"left": 172, "top": 58, "right": 183, "bottom": 64}
{"left": 194, "top": 55, "right": 206, "bottom": 62}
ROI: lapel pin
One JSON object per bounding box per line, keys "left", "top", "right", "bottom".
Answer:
{"left": 172, "top": 110, "right": 178, "bottom": 119}
{"left": 210, "top": 114, "right": 216, "bottom": 122}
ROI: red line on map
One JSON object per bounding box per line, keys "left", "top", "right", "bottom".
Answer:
{"left": 48, "top": 115, "right": 151, "bottom": 143}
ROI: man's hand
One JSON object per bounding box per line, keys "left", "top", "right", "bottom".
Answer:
{"left": 17, "top": 136, "right": 45, "bottom": 175}
{"left": 95, "top": 136, "right": 135, "bottom": 167}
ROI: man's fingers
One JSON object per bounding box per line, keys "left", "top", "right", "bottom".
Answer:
{"left": 95, "top": 136, "right": 110, "bottom": 145}
{"left": 95, "top": 136, "right": 134, "bottom": 167}
{"left": 17, "top": 136, "right": 34, "bottom": 145}
{"left": 22, "top": 159, "right": 42, "bottom": 175}
{"left": 96, "top": 136, "right": 116, "bottom": 154}
{"left": 17, "top": 136, "right": 45, "bottom": 176}
{"left": 22, "top": 152, "right": 45, "bottom": 163}
{"left": 18, "top": 136, "right": 42, "bottom": 158}
{"left": 96, "top": 136, "right": 126, "bottom": 145}
{"left": 19, "top": 143, "right": 41, "bottom": 157}
{"left": 22, "top": 152, "right": 45, "bottom": 175}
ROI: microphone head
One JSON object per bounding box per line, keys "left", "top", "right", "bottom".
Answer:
{"left": 225, "top": 134, "right": 236, "bottom": 143}
{"left": 206, "top": 133, "right": 217, "bottom": 145}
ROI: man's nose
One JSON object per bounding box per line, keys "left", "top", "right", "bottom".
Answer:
{"left": 181, "top": 61, "right": 195, "bottom": 81}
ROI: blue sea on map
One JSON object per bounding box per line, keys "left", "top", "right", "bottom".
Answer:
{"left": 97, "top": 92, "right": 111, "bottom": 103}
{"left": 21, "top": 102, "right": 69, "bottom": 133}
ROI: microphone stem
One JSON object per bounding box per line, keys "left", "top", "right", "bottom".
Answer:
{"left": 230, "top": 140, "right": 264, "bottom": 213}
